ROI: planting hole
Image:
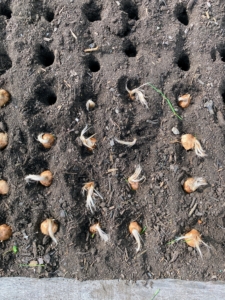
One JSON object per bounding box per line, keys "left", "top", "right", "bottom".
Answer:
{"left": 218, "top": 44, "right": 225, "bottom": 62}
{"left": 47, "top": 93, "right": 57, "bottom": 105}
{"left": 82, "top": 1, "right": 101, "bottom": 22}
{"left": 35, "top": 86, "right": 57, "bottom": 106}
{"left": 88, "top": 57, "right": 100, "bottom": 72}
{"left": 121, "top": 0, "right": 139, "bottom": 20}
{"left": 45, "top": 8, "right": 54, "bottom": 22}
{"left": 0, "top": 47, "right": 12, "bottom": 75}
{"left": 37, "top": 45, "right": 54, "bottom": 67}
{"left": 124, "top": 40, "right": 137, "bottom": 57}
{"left": 174, "top": 3, "right": 189, "bottom": 26}
{"left": 0, "top": 4, "right": 12, "bottom": 19}
{"left": 177, "top": 53, "right": 190, "bottom": 71}
{"left": 221, "top": 91, "right": 225, "bottom": 103}
{"left": 210, "top": 47, "right": 216, "bottom": 62}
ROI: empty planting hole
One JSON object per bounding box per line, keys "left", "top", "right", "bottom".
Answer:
{"left": 175, "top": 4, "right": 188, "bottom": 26}
{"left": 0, "top": 48, "right": 12, "bottom": 75}
{"left": 38, "top": 45, "right": 54, "bottom": 67}
{"left": 47, "top": 93, "right": 57, "bottom": 105}
{"left": 0, "top": 4, "right": 12, "bottom": 19}
{"left": 218, "top": 45, "right": 225, "bottom": 62}
{"left": 45, "top": 9, "right": 54, "bottom": 22}
{"left": 177, "top": 54, "right": 190, "bottom": 71}
{"left": 121, "top": 0, "right": 138, "bottom": 20}
{"left": 124, "top": 41, "right": 137, "bottom": 57}
{"left": 82, "top": 1, "right": 101, "bottom": 22}
{"left": 88, "top": 57, "right": 100, "bottom": 72}
{"left": 210, "top": 48, "right": 216, "bottom": 62}
{"left": 35, "top": 86, "right": 57, "bottom": 106}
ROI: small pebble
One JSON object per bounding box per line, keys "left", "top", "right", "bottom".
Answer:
{"left": 172, "top": 127, "right": 180, "bottom": 135}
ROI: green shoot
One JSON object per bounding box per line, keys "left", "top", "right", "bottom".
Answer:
{"left": 150, "top": 289, "right": 160, "bottom": 300}
{"left": 146, "top": 83, "right": 182, "bottom": 120}
{"left": 91, "top": 233, "right": 95, "bottom": 238}
{"left": 12, "top": 246, "right": 18, "bottom": 254}
{"left": 3, "top": 245, "right": 18, "bottom": 257}
{"left": 140, "top": 226, "right": 147, "bottom": 235}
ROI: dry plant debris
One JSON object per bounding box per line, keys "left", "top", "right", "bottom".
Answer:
{"left": 114, "top": 137, "right": 137, "bottom": 147}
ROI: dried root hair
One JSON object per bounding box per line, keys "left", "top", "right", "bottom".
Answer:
{"left": 82, "top": 182, "right": 103, "bottom": 213}
{"left": 128, "top": 165, "right": 146, "bottom": 190}
{"left": 80, "top": 125, "right": 96, "bottom": 151}
{"left": 125, "top": 82, "right": 149, "bottom": 109}
{"left": 90, "top": 223, "right": 109, "bottom": 242}
{"left": 194, "top": 139, "right": 207, "bottom": 157}
{"left": 131, "top": 229, "right": 142, "bottom": 252}
{"left": 25, "top": 175, "right": 46, "bottom": 183}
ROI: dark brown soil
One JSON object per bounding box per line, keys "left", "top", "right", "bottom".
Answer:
{"left": 0, "top": 0, "right": 225, "bottom": 281}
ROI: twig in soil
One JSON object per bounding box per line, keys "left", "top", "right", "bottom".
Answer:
{"left": 146, "top": 83, "right": 182, "bottom": 120}
{"left": 70, "top": 29, "right": 77, "bottom": 40}
{"left": 84, "top": 46, "right": 99, "bottom": 53}
{"left": 136, "top": 249, "right": 147, "bottom": 257}
{"left": 188, "top": 202, "right": 198, "bottom": 217}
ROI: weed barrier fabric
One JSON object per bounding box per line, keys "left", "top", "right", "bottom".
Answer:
{"left": 0, "top": 278, "right": 225, "bottom": 299}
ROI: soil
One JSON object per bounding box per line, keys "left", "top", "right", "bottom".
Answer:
{"left": 0, "top": 0, "right": 225, "bottom": 282}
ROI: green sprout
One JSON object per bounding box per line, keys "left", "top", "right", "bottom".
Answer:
{"left": 140, "top": 226, "right": 147, "bottom": 235}
{"left": 3, "top": 245, "right": 18, "bottom": 257}
{"left": 91, "top": 233, "right": 95, "bottom": 238}
{"left": 150, "top": 289, "right": 160, "bottom": 300}
{"left": 146, "top": 83, "right": 182, "bottom": 120}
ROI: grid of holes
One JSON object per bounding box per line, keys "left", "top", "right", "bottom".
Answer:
{"left": 0, "top": 0, "right": 225, "bottom": 278}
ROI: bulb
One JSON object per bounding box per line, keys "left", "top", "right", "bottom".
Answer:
{"left": 0, "top": 132, "right": 8, "bottom": 150}
{"left": 40, "top": 218, "right": 58, "bottom": 244}
{"left": 0, "top": 224, "right": 12, "bottom": 241}
{"left": 37, "top": 133, "right": 55, "bottom": 149}
{"left": 0, "top": 89, "right": 10, "bottom": 107}
{"left": 178, "top": 94, "right": 191, "bottom": 108}
{"left": 0, "top": 180, "right": 9, "bottom": 195}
